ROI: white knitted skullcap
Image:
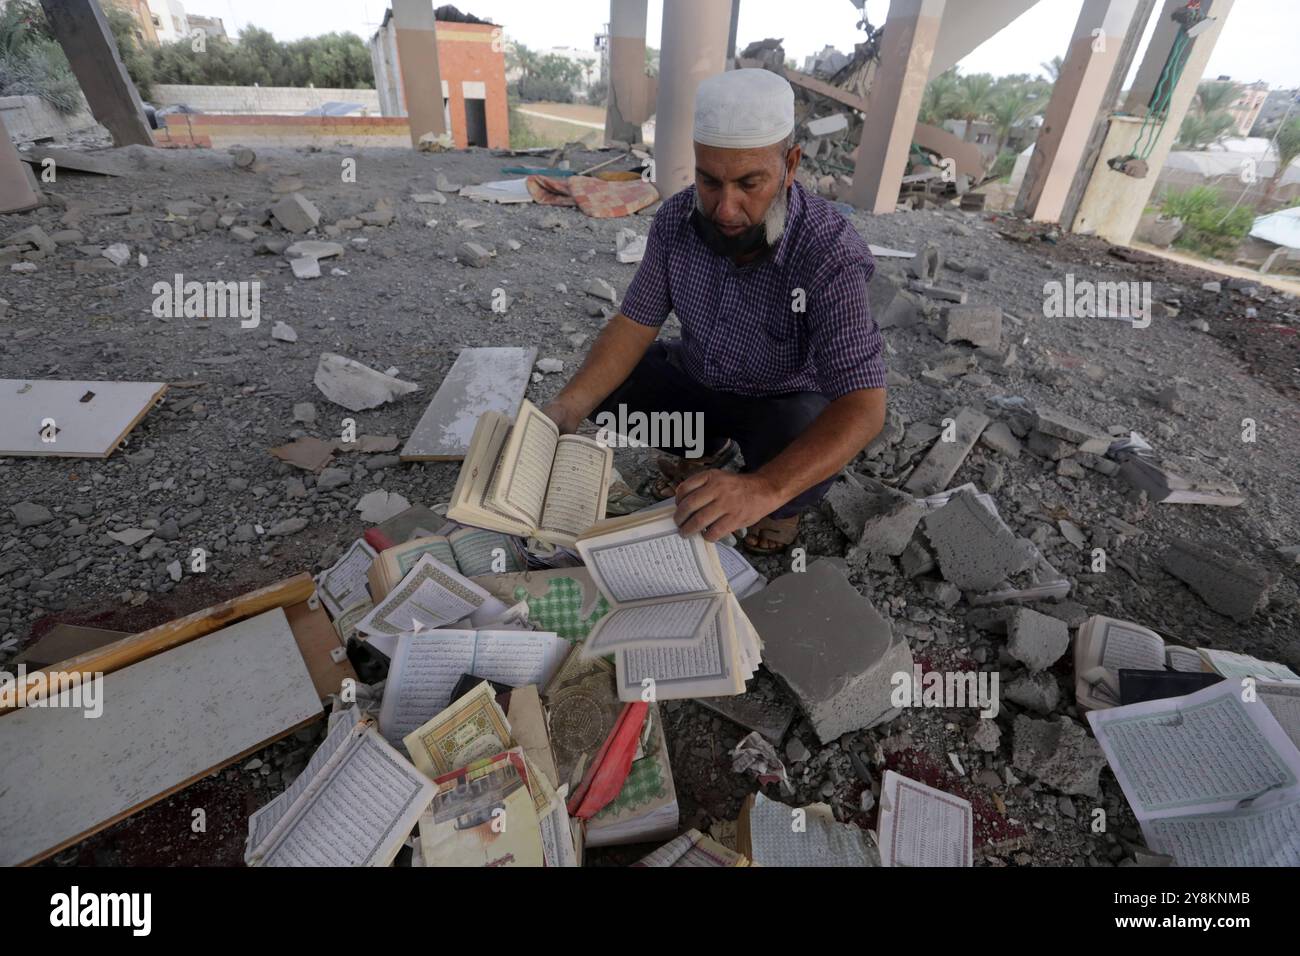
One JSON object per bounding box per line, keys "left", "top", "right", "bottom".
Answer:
{"left": 693, "top": 68, "right": 795, "bottom": 149}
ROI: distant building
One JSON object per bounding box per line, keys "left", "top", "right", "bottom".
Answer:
{"left": 1221, "top": 79, "right": 1269, "bottom": 137}
{"left": 145, "top": 0, "right": 189, "bottom": 44}
{"left": 369, "top": 8, "right": 508, "bottom": 149}
{"left": 1252, "top": 88, "right": 1299, "bottom": 136}
{"left": 117, "top": 0, "right": 160, "bottom": 47}
{"left": 187, "top": 13, "right": 228, "bottom": 42}
{"left": 803, "top": 45, "right": 848, "bottom": 77}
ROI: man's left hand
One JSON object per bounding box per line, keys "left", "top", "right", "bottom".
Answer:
{"left": 673, "top": 470, "right": 781, "bottom": 542}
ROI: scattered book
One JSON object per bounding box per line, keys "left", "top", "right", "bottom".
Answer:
{"left": 737, "top": 791, "right": 880, "bottom": 866}
{"left": 245, "top": 709, "right": 435, "bottom": 867}
{"left": 1118, "top": 669, "right": 1224, "bottom": 705}
{"left": 1073, "top": 615, "right": 1205, "bottom": 712}
{"left": 877, "top": 770, "right": 973, "bottom": 867}
{"left": 447, "top": 398, "right": 614, "bottom": 548}
{"left": 1075, "top": 615, "right": 1300, "bottom": 712}
{"left": 368, "top": 528, "right": 526, "bottom": 601}
{"left": 356, "top": 554, "right": 509, "bottom": 637}
{"left": 1087, "top": 680, "right": 1300, "bottom": 866}
{"left": 316, "top": 538, "right": 377, "bottom": 618}
{"left": 635, "top": 829, "right": 750, "bottom": 867}
{"left": 377, "top": 629, "right": 569, "bottom": 744}
{"left": 575, "top": 509, "right": 761, "bottom": 701}
{"left": 417, "top": 747, "right": 546, "bottom": 867}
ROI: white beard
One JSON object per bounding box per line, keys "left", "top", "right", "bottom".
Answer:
{"left": 694, "top": 184, "right": 789, "bottom": 246}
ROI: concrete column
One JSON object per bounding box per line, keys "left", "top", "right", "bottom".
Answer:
{"left": 848, "top": 0, "right": 946, "bottom": 215}
{"left": 1017, "top": 0, "right": 1142, "bottom": 222}
{"left": 1073, "top": 0, "right": 1236, "bottom": 243}
{"left": 653, "top": 0, "right": 733, "bottom": 199}
{"left": 1123, "top": 0, "right": 1186, "bottom": 114}
{"left": 727, "top": 0, "right": 741, "bottom": 65}
{"left": 606, "top": 0, "right": 650, "bottom": 145}
{"left": 38, "top": 0, "right": 152, "bottom": 148}
{"left": 1, "top": 114, "right": 42, "bottom": 214}
{"left": 392, "top": 0, "right": 446, "bottom": 146}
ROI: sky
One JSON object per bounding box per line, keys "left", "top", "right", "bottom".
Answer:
{"left": 205, "top": 0, "right": 1299, "bottom": 90}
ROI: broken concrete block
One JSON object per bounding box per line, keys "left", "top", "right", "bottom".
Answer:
{"left": 285, "top": 240, "right": 345, "bottom": 260}
{"left": 1012, "top": 716, "right": 1106, "bottom": 798}
{"left": 230, "top": 226, "right": 258, "bottom": 242}
{"left": 857, "top": 482, "right": 926, "bottom": 557}
{"left": 1005, "top": 671, "right": 1060, "bottom": 714}
{"left": 1026, "top": 430, "right": 1076, "bottom": 461}
{"left": 271, "top": 193, "right": 320, "bottom": 233}
{"left": 936, "top": 305, "right": 1002, "bottom": 348}
{"left": 1006, "top": 608, "right": 1069, "bottom": 672}
{"left": 3, "top": 225, "right": 57, "bottom": 254}
{"left": 900, "top": 535, "right": 935, "bottom": 577}
{"left": 1034, "top": 406, "right": 1106, "bottom": 444}
{"left": 903, "top": 407, "right": 990, "bottom": 496}
{"left": 290, "top": 256, "right": 321, "bottom": 279}
{"left": 458, "top": 242, "right": 491, "bottom": 267}
{"left": 314, "top": 353, "right": 419, "bottom": 412}
{"left": 292, "top": 402, "right": 316, "bottom": 423}
{"left": 741, "top": 560, "right": 913, "bottom": 744}
{"left": 271, "top": 321, "right": 298, "bottom": 342}
{"left": 822, "top": 474, "right": 871, "bottom": 541}
{"left": 358, "top": 209, "right": 394, "bottom": 227}
{"left": 356, "top": 489, "right": 412, "bottom": 524}
{"left": 1161, "top": 538, "right": 1274, "bottom": 622}
{"left": 806, "top": 113, "right": 849, "bottom": 137}
{"left": 411, "top": 192, "right": 447, "bottom": 205}
{"left": 584, "top": 277, "right": 618, "bottom": 302}
{"left": 536, "top": 357, "right": 564, "bottom": 374}
{"left": 316, "top": 467, "right": 352, "bottom": 491}
{"left": 908, "top": 241, "right": 943, "bottom": 285}
{"left": 978, "top": 421, "right": 1022, "bottom": 460}
{"left": 923, "top": 491, "right": 1036, "bottom": 590}
{"left": 11, "top": 501, "right": 54, "bottom": 528}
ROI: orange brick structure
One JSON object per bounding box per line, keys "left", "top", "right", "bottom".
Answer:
{"left": 370, "top": 10, "right": 509, "bottom": 149}
{"left": 157, "top": 114, "right": 413, "bottom": 149}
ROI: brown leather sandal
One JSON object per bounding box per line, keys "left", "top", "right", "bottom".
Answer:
{"left": 648, "top": 439, "right": 740, "bottom": 500}
{"left": 741, "top": 514, "right": 801, "bottom": 556}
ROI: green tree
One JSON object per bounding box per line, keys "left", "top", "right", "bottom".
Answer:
{"left": 1040, "top": 56, "right": 1062, "bottom": 82}
{"left": 952, "top": 72, "right": 997, "bottom": 141}
{"left": 1194, "top": 80, "right": 1240, "bottom": 116}
{"left": 0, "top": 0, "right": 82, "bottom": 112}
{"left": 1264, "top": 117, "right": 1300, "bottom": 202}
{"left": 918, "top": 68, "right": 960, "bottom": 125}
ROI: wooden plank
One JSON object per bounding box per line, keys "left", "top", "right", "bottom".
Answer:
{"left": 4, "top": 573, "right": 315, "bottom": 712}
{"left": 283, "top": 599, "right": 356, "bottom": 698}
{"left": 0, "top": 607, "right": 324, "bottom": 866}
{"left": 399, "top": 347, "right": 537, "bottom": 461}
{"left": 0, "top": 379, "right": 166, "bottom": 458}
{"left": 737, "top": 59, "right": 869, "bottom": 113}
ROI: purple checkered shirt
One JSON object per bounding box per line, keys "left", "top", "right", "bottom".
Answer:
{"left": 620, "top": 180, "right": 885, "bottom": 400}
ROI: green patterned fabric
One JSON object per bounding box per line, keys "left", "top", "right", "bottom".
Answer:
{"left": 512, "top": 577, "right": 610, "bottom": 644}
{"left": 594, "top": 752, "right": 665, "bottom": 819}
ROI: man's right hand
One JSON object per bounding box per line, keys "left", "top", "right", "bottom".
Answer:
{"left": 541, "top": 398, "right": 584, "bottom": 435}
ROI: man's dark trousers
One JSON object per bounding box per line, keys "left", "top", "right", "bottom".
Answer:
{"left": 590, "top": 341, "right": 835, "bottom": 519}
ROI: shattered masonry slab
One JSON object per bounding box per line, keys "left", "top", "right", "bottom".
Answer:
{"left": 1033, "top": 406, "right": 1107, "bottom": 444}
{"left": 1006, "top": 608, "right": 1069, "bottom": 672}
{"left": 1026, "top": 430, "right": 1076, "bottom": 461}
{"left": 1161, "top": 537, "right": 1274, "bottom": 622}
{"left": 936, "top": 305, "right": 1002, "bottom": 349}
{"left": 741, "top": 560, "right": 912, "bottom": 744}
{"left": 270, "top": 192, "right": 320, "bottom": 233}
{"left": 857, "top": 482, "right": 927, "bottom": 557}
{"left": 903, "top": 407, "right": 990, "bottom": 496}
{"left": 1012, "top": 715, "right": 1107, "bottom": 798}
{"left": 923, "top": 490, "right": 1036, "bottom": 590}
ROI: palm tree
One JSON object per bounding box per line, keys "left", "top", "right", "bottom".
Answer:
{"left": 1176, "top": 111, "right": 1235, "bottom": 150}
{"left": 919, "top": 68, "right": 960, "bottom": 125}
{"left": 1040, "top": 56, "right": 1062, "bottom": 82}
{"left": 952, "top": 73, "right": 997, "bottom": 141}
{"left": 988, "top": 87, "right": 1037, "bottom": 154}
{"left": 1264, "top": 116, "right": 1300, "bottom": 202}
{"left": 1194, "top": 80, "right": 1240, "bottom": 117}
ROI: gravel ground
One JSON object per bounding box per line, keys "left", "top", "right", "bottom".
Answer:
{"left": 2, "top": 142, "right": 1297, "bottom": 866}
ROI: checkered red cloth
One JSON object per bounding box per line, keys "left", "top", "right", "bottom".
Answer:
{"left": 526, "top": 174, "right": 660, "bottom": 218}
{"left": 620, "top": 181, "right": 885, "bottom": 400}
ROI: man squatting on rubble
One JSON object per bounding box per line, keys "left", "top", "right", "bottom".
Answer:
{"left": 543, "top": 68, "right": 886, "bottom": 554}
